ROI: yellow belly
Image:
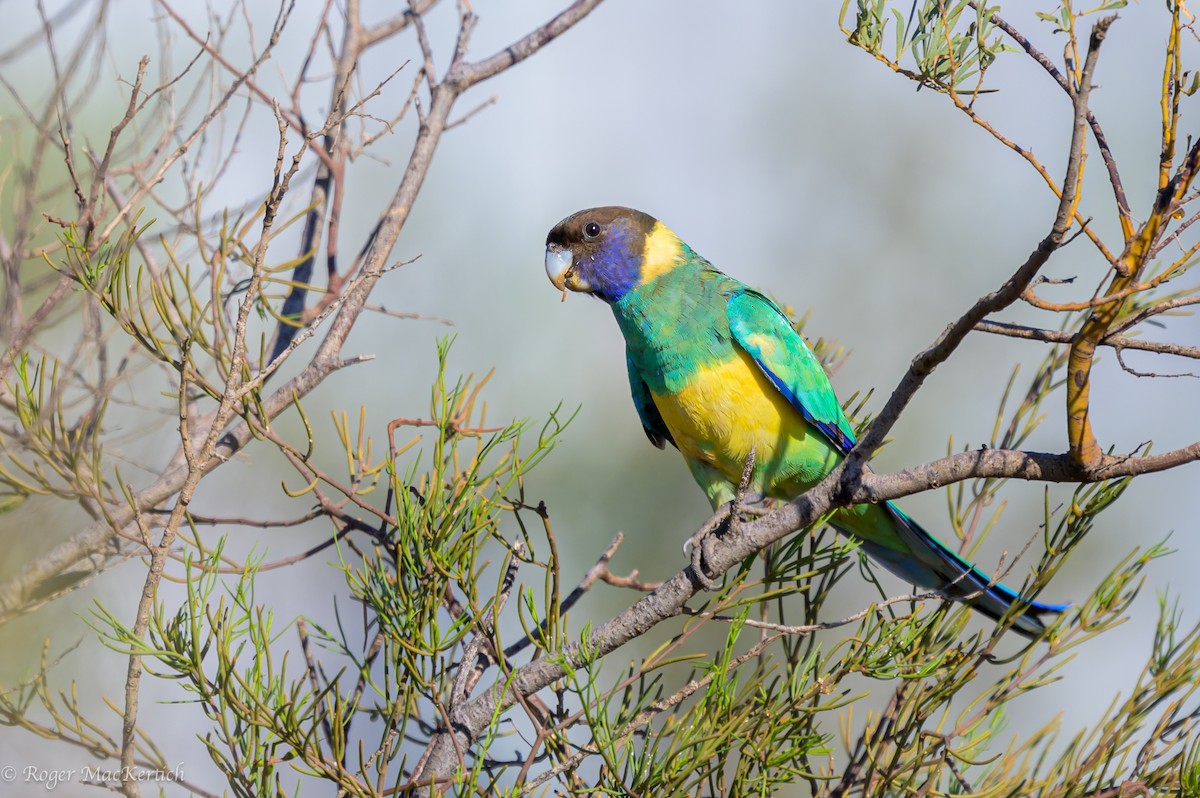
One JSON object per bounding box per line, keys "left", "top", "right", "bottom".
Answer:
{"left": 649, "top": 350, "right": 840, "bottom": 494}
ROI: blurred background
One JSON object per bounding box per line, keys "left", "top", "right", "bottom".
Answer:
{"left": 2, "top": 1, "right": 1197, "bottom": 794}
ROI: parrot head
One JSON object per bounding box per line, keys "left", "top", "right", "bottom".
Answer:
{"left": 545, "top": 206, "right": 685, "bottom": 302}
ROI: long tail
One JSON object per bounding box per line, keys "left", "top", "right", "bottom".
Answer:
{"left": 837, "top": 502, "right": 1069, "bottom": 638}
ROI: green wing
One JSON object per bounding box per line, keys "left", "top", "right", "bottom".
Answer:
{"left": 728, "top": 289, "right": 1068, "bottom": 637}
{"left": 626, "top": 349, "right": 675, "bottom": 450}
{"left": 726, "top": 289, "right": 856, "bottom": 454}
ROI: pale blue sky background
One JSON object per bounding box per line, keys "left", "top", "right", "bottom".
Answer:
{"left": 2, "top": 1, "right": 1198, "bottom": 794}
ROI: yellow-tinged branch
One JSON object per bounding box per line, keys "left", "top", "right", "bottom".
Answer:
{"left": 1067, "top": 131, "right": 1200, "bottom": 468}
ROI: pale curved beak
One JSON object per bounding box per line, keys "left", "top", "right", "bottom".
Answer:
{"left": 545, "top": 246, "right": 575, "bottom": 290}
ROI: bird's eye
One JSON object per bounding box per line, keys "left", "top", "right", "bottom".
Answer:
{"left": 583, "top": 221, "right": 601, "bottom": 240}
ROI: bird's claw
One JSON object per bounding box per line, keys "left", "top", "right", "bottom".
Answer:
{"left": 686, "top": 503, "right": 730, "bottom": 590}
{"left": 685, "top": 448, "right": 762, "bottom": 591}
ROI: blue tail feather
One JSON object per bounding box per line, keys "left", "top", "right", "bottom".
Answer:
{"left": 838, "top": 502, "right": 1068, "bottom": 638}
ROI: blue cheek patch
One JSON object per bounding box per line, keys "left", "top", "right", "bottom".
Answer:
{"left": 586, "top": 222, "right": 642, "bottom": 301}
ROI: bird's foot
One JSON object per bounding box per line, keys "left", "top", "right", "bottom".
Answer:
{"left": 685, "top": 448, "right": 766, "bottom": 591}
{"left": 686, "top": 503, "right": 731, "bottom": 590}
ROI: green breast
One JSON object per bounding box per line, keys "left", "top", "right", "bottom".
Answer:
{"left": 613, "top": 261, "right": 740, "bottom": 396}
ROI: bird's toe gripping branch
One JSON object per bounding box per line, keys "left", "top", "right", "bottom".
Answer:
{"left": 685, "top": 447, "right": 767, "bottom": 591}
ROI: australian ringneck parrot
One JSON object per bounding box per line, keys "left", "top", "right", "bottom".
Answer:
{"left": 544, "top": 206, "right": 1066, "bottom": 637}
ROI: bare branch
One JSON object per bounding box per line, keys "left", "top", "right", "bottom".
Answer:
{"left": 843, "top": 16, "right": 1112, "bottom": 489}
